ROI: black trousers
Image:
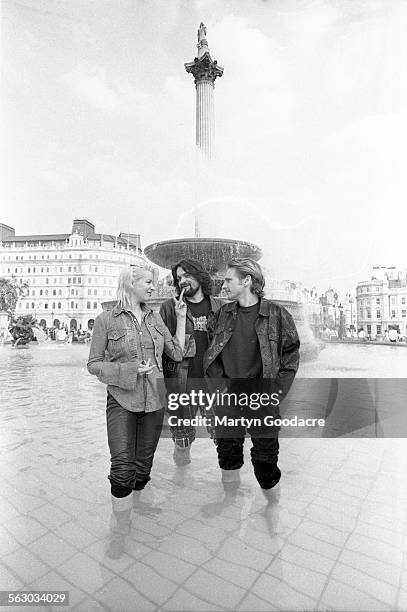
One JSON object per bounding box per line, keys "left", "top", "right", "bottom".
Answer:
{"left": 215, "top": 434, "right": 279, "bottom": 488}
{"left": 106, "top": 392, "right": 164, "bottom": 498}
{"left": 213, "top": 391, "right": 280, "bottom": 489}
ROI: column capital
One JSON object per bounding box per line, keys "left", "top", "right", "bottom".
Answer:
{"left": 184, "top": 53, "right": 224, "bottom": 85}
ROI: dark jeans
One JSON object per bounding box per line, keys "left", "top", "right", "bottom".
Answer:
{"left": 215, "top": 413, "right": 280, "bottom": 489}
{"left": 106, "top": 392, "right": 164, "bottom": 498}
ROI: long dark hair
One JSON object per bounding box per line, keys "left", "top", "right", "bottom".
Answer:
{"left": 171, "top": 259, "right": 213, "bottom": 297}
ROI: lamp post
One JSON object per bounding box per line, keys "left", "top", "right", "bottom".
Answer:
{"left": 339, "top": 303, "right": 344, "bottom": 340}
{"left": 349, "top": 296, "right": 353, "bottom": 332}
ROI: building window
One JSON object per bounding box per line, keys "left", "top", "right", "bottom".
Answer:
{"left": 53, "top": 290, "right": 56, "bottom": 296}
{"left": 73, "top": 277, "right": 76, "bottom": 284}
{"left": 402, "top": 298, "right": 406, "bottom": 305}
{"left": 88, "top": 289, "right": 91, "bottom": 295}
{"left": 68, "top": 267, "right": 71, "bottom": 272}
{"left": 367, "top": 310, "right": 371, "bottom": 319}
{"left": 78, "top": 277, "right": 81, "bottom": 284}
{"left": 392, "top": 310, "right": 396, "bottom": 318}
{"left": 58, "top": 302, "right": 61, "bottom": 309}
{"left": 71, "top": 289, "right": 74, "bottom": 295}
{"left": 46, "top": 278, "right": 49, "bottom": 284}
{"left": 376, "top": 310, "right": 381, "bottom": 319}
{"left": 68, "top": 278, "right": 71, "bottom": 284}
{"left": 377, "top": 325, "right": 382, "bottom": 335}
{"left": 402, "top": 310, "right": 406, "bottom": 318}
{"left": 367, "top": 324, "right": 371, "bottom": 335}
{"left": 26, "top": 303, "right": 29, "bottom": 309}
{"left": 71, "top": 301, "right": 74, "bottom": 308}
{"left": 31, "top": 302, "right": 34, "bottom": 309}
{"left": 94, "top": 289, "right": 97, "bottom": 296}
{"left": 52, "top": 302, "right": 56, "bottom": 309}
{"left": 44, "top": 290, "right": 48, "bottom": 296}
{"left": 93, "top": 302, "right": 97, "bottom": 309}
{"left": 376, "top": 298, "right": 380, "bottom": 305}
{"left": 391, "top": 297, "right": 395, "bottom": 304}
{"left": 87, "top": 302, "right": 91, "bottom": 309}
{"left": 44, "top": 303, "right": 48, "bottom": 309}
{"left": 40, "top": 290, "right": 43, "bottom": 296}
{"left": 58, "top": 289, "right": 62, "bottom": 296}
{"left": 32, "top": 290, "right": 35, "bottom": 297}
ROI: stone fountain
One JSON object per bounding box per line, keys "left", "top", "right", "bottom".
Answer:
{"left": 145, "top": 23, "right": 261, "bottom": 280}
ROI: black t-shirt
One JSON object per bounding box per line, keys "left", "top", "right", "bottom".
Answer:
{"left": 220, "top": 302, "right": 263, "bottom": 379}
{"left": 186, "top": 296, "right": 211, "bottom": 380}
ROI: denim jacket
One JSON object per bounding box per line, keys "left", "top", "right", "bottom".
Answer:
{"left": 203, "top": 298, "right": 300, "bottom": 400}
{"left": 87, "top": 303, "right": 191, "bottom": 413}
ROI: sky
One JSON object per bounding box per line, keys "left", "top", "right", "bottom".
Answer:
{"left": 2, "top": 0, "right": 407, "bottom": 294}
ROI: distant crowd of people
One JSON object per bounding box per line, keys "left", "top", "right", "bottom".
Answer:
{"left": 322, "top": 326, "right": 406, "bottom": 343}
{"left": 39, "top": 323, "right": 93, "bottom": 344}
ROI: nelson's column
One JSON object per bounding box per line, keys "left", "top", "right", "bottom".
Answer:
{"left": 145, "top": 23, "right": 261, "bottom": 283}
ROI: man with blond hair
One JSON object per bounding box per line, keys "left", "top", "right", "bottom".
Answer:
{"left": 204, "top": 258, "right": 300, "bottom": 496}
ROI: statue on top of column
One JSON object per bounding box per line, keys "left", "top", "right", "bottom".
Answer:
{"left": 197, "top": 22, "right": 207, "bottom": 43}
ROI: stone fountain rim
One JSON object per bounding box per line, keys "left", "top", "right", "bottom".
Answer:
{"left": 144, "top": 237, "right": 261, "bottom": 249}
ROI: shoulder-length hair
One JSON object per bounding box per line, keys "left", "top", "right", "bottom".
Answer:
{"left": 227, "top": 258, "right": 265, "bottom": 298}
{"left": 171, "top": 259, "right": 213, "bottom": 297}
{"left": 117, "top": 263, "right": 153, "bottom": 310}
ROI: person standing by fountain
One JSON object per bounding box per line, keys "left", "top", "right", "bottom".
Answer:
{"left": 159, "top": 259, "right": 223, "bottom": 465}
{"left": 204, "top": 258, "right": 300, "bottom": 496}
{"left": 87, "top": 263, "right": 187, "bottom": 558}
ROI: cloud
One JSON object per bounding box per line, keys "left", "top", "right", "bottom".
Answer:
{"left": 62, "top": 64, "right": 154, "bottom": 117}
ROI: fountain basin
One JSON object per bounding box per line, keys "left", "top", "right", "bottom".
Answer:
{"left": 144, "top": 237, "right": 262, "bottom": 274}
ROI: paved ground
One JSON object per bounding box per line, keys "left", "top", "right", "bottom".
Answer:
{"left": 1, "top": 345, "right": 407, "bottom": 611}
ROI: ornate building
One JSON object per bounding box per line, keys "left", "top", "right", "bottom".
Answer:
{"left": 356, "top": 266, "right": 407, "bottom": 338}
{"left": 0, "top": 219, "right": 151, "bottom": 329}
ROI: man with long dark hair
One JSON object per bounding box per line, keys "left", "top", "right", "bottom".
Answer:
{"left": 159, "top": 259, "right": 223, "bottom": 464}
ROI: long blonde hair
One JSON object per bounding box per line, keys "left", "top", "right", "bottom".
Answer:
{"left": 117, "top": 263, "right": 153, "bottom": 309}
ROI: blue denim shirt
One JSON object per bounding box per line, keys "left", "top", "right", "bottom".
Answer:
{"left": 87, "top": 303, "right": 191, "bottom": 413}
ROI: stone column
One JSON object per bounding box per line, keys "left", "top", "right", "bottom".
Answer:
{"left": 196, "top": 78, "right": 215, "bottom": 159}
{"left": 185, "top": 24, "right": 223, "bottom": 235}
{"left": 185, "top": 37, "right": 223, "bottom": 160}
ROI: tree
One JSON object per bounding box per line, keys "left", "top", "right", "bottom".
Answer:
{"left": 0, "top": 277, "right": 34, "bottom": 345}
{"left": 0, "top": 276, "right": 28, "bottom": 313}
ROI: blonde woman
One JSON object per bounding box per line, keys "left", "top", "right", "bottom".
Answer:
{"left": 87, "top": 263, "right": 187, "bottom": 557}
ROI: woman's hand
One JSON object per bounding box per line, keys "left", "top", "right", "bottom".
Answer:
{"left": 137, "top": 358, "right": 156, "bottom": 375}
{"left": 174, "top": 287, "right": 187, "bottom": 319}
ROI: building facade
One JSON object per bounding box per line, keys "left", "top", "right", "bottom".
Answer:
{"left": 356, "top": 266, "right": 407, "bottom": 338}
{"left": 0, "top": 219, "right": 152, "bottom": 329}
